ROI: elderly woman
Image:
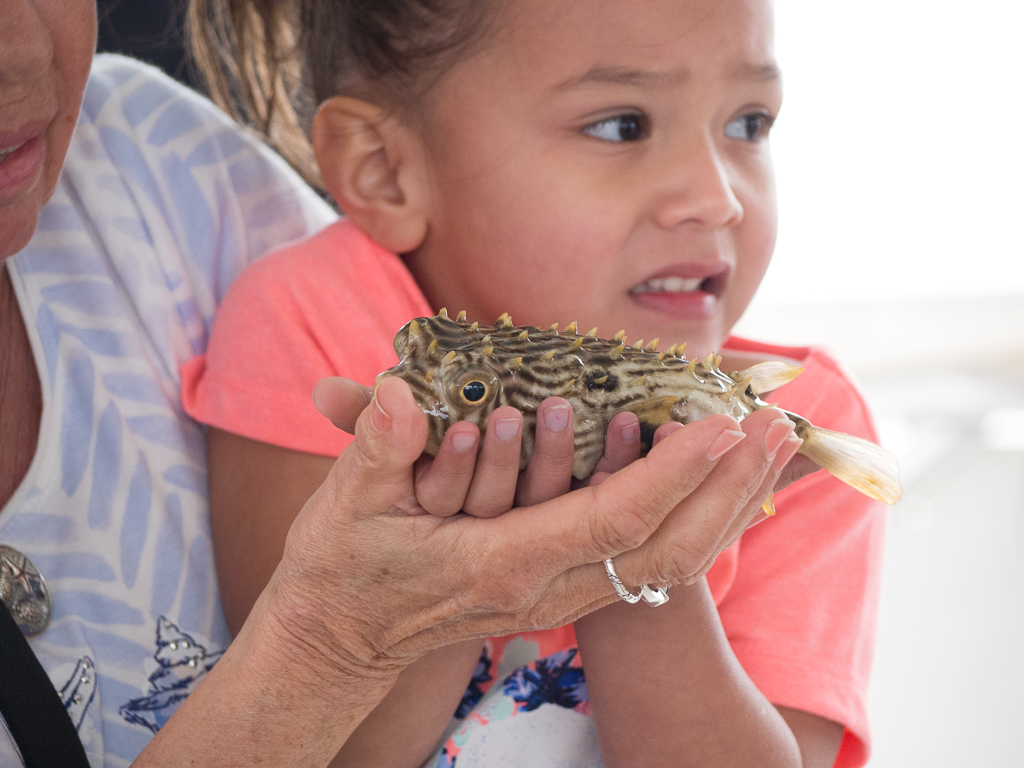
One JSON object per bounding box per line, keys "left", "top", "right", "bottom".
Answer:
{"left": 0, "top": 2, "right": 794, "bottom": 766}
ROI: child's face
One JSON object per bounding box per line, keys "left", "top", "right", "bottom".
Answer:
{"left": 404, "top": 0, "right": 780, "bottom": 356}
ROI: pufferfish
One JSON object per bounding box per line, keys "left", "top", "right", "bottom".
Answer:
{"left": 375, "top": 309, "right": 903, "bottom": 505}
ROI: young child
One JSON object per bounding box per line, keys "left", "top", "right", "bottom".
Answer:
{"left": 182, "top": 1, "right": 885, "bottom": 766}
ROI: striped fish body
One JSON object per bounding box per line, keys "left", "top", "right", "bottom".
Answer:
{"left": 376, "top": 311, "right": 903, "bottom": 504}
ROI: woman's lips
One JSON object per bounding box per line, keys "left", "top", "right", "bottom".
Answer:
{"left": 0, "top": 135, "right": 45, "bottom": 198}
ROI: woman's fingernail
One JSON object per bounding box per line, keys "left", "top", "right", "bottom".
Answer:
{"left": 621, "top": 421, "right": 640, "bottom": 444}
{"left": 764, "top": 418, "right": 795, "bottom": 458}
{"left": 451, "top": 431, "right": 478, "bottom": 453}
{"left": 493, "top": 417, "right": 521, "bottom": 441}
{"left": 371, "top": 394, "right": 392, "bottom": 432}
{"left": 773, "top": 435, "right": 803, "bottom": 469}
{"left": 707, "top": 429, "right": 746, "bottom": 460}
{"left": 747, "top": 510, "right": 770, "bottom": 529}
{"left": 543, "top": 404, "right": 571, "bottom": 432}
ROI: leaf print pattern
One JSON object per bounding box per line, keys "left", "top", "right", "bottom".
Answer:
{"left": 430, "top": 747, "right": 458, "bottom": 768}
{"left": 503, "top": 648, "right": 588, "bottom": 713}
{"left": 433, "top": 642, "right": 596, "bottom": 768}
{"left": 455, "top": 644, "right": 493, "bottom": 718}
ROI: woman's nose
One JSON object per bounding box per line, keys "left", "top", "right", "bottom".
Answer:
{"left": 652, "top": 137, "right": 744, "bottom": 230}
{"left": 0, "top": 1, "right": 54, "bottom": 86}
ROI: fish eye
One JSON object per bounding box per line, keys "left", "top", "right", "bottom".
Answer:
{"left": 448, "top": 369, "right": 499, "bottom": 408}
{"left": 461, "top": 380, "right": 488, "bottom": 403}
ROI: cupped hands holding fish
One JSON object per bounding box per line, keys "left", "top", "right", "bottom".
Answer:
{"left": 304, "top": 374, "right": 809, "bottom": 643}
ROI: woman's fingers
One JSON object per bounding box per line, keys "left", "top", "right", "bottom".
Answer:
{"left": 498, "top": 414, "right": 746, "bottom": 573}
{"left": 706, "top": 412, "right": 801, "bottom": 551}
{"left": 515, "top": 398, "right": 575, "bottom": 507}
{"left": 618, "top": 409, "right": 793, "bottom": 587}
{"left": 327, "top": 376, "right": 428, "bottom": 516}
{"left": 716, "top": 426, "right": 804, "bottom": 552}
{"left": 693, "top": 411, "right": 796, "bottom": 574}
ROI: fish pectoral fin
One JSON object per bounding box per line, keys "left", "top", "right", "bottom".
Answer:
{"left": 736, "top": 361, "right": 804, "bottom": 397}
{"left": 622, "top": 396, "right": 681, "bottom": 428}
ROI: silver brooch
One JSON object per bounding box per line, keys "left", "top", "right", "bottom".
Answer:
{"left": 0, "top": 545, "right": 52, "bottom": 635}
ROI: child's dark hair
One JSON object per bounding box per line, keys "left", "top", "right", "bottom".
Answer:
{"left": 187, "top": 1, "right": 496, "bottom": 188}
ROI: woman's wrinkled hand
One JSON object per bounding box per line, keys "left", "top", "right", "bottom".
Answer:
{"left": 310, "top": 375, "right": 813, "bottom": 587}
{"left": 265, "top": 375, "right": 759, "bottom": 682}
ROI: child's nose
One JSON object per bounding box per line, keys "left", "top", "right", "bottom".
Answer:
{"left": 651, "top": 139, "right": 744, "bottom": 230}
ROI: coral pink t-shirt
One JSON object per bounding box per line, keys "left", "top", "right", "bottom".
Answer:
{"left": 182, "top": 219, "right": 886, "bottom": 768}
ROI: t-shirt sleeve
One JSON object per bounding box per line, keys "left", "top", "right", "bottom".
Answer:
{"left": 718, "top": 348, "right": 887, "bottom": 768}
{"left": 181, "top": 221, "right": 433, "bottom": 455}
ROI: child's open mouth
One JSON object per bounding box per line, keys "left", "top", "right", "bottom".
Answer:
{"left": 628, "top": 267, "right": 728, "bottom": 319}
{"left": 630, "top": 275, "right": 717, "bottom": 295}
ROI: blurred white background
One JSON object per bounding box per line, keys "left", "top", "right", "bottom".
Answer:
{"left": 733, "top": 1, "right": 1024, "bottom": 765}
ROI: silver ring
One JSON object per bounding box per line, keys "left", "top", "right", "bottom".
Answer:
{"left": 640, "top": 584, "right": 671, "bottom": 607}
{"left": 603, "top": 559, "right": 670, "bottom": 606}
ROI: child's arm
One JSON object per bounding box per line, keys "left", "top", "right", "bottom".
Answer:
{"left": 573, "top": 408, "right": 847, "bottom": 768}
{"left": 574, "top": 584, "right": 843, "bottom": 768}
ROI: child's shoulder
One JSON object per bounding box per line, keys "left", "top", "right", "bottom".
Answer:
{"left": 242, "top": 219, "right": 391, "bottom": 282}
{"left": 234, "top": 219, "right": 429, "bottom": 310}
{"left": 218, "top": 219, "right": 432, "bottom": 350}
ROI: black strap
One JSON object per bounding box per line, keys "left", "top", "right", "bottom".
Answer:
{"left": 0, "top": 603, "right": 90, "bottom": 768}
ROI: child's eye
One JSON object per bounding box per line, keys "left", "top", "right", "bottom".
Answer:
{"left": 724, "top": 113, "right": 775, "bottom": 142}
{"left": 582, "top": 113, "right": 650, "bottom": 142}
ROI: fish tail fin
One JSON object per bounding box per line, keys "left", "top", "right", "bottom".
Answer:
{"left": 796, "top": 424, "right": 903, "bottom": 504}
{"left": 737, "top": 362, "right": 804, "bottom": 396}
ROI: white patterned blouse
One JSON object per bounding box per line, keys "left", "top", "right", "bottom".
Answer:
{"left": 1, "top": 54, "right": 334, "bottom": 767}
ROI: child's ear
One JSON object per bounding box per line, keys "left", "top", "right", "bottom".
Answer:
{"left": 312, "top": 96, "right": 428, "bottom": 254}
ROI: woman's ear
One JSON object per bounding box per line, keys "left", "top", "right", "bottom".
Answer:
{"left": 312, "top": 96, "right": 429, "bottom": 253}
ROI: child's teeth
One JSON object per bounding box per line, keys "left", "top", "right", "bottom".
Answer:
{"left": 633, "top": 276, "right": 704, "bottom": 293}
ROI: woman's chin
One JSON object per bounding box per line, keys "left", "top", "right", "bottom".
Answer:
{"left": 0, "top": 208, "right": 41, "bottom": 260}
